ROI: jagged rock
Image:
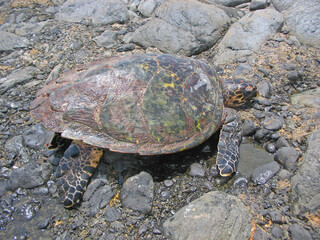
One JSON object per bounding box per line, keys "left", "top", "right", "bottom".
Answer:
{"left": 0, "top": 31, "right": 29, "bottom": 52}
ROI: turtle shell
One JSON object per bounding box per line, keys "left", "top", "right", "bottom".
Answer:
{"left": 31, "top": 54, "right": 224, "bottom": 154}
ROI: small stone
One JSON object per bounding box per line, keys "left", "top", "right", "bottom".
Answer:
{"left": 257, "top": 66, "right": 270, "bottom": 76}
{"left": 93, "top": 31, "right": 117, "bottom": 49}
{"left": 254, "top": 129, "right": 272, "bottom": 143}
{"left": 280, "top": 62, "right": 296, "bottom": 71}
{"left": 249, "top": 0, "right": 269, "bottom": 11}
{"left": 265, "top": 143, "right": 276, "bottom": 153}
{"left": 82, "top": 179, "right": 114, "bottom": 216}
{"left": 252, "top": 226, "right": 268, "bottom": 240}
{"left": 120, "top": 171, "right": 154, "bottom": 214}
{"left": 271, "top": 226, "right": 283, "bottom": 238}
{"left": 163, "top": 179, "right": 174, "bottom": 187}
{"left": 289, "top": 224, "right": 312, "bottom": 240}
{"left": 257, "top": 81, "right": 272, "bottom": 99}
{"left": 287, "top": 71, "right": 299, "bottom": 82}
{"left": 38, "top": 217, "right": 50, "bottom": 229}
{"left": 261, "top": 117, "right": 283, "bottom": 131}
{"left": 104, "top": 206, "right": 121, "bottom": 222}
{"left": 276, "top": 138, "right": 290, "bottom": 149}
{"left": 278, "top": 169, "right": 292, "bottom": 180}
{"left": 269, "top": 210, "right": 283, "bottom": 224}
{"left": 251, "top": 161, "right": 280, "bottom": 185}
{"left": 153, "top": 228, "right": 162, "bottom": 235}
{"left": 188, "top": 163, "right": 205, "bottom": 177}
{"left": 233, "top": 177, "right": 248, "bottom": 189}
{"left": 275, "top": 147, "right": 300, "bottom": 171}
{"left": 242, "top": 119, "right": 257, "bottom": 136}
{"left": 160, "top": 190, "right": 171, "bottom": 201}
{"left": 116, "top": 43, "right": 135, "bottom": 52}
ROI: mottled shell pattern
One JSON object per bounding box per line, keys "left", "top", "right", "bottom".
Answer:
{"left": 31, "top": 54, "right": 224, "bottom": 154}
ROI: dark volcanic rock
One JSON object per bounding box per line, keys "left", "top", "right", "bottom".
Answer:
{"left": 120, "top": 171, "right": 154, "bottom": 214}
{"left": 275, "top": 147, "right": 300, "bottom": 172}
{"left": 7, "top": 162, "right": 52, "bottom": 191}
{"left": 290, "top": 129, "right": 320, "bottom": 216}
{"left": 251, "top": 161, "right": 280, "bottom": 185}
{"left": 163, "top": 191, "right": 252, "bottom": 240}
{"left": 82, "top": 179, "right": 114, "bottom": 216}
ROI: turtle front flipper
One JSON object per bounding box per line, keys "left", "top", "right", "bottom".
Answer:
{"left": 55, "top": 141, "right": 103, "bottom": 208}
{"left": 217, "top": 107, "right": 242, "bottom": 176}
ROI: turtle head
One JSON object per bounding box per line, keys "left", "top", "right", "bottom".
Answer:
{"left": 222, "top": 78, "right": 257, "bottom": 107}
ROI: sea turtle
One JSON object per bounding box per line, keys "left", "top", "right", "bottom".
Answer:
{"left": 31, "top": 53, "right": 256, "bottom": 208}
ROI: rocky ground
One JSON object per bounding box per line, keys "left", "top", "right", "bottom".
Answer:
{"left": 0, "top": 0, "right": 320, "bottom": 239}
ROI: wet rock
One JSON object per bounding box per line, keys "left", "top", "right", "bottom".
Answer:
{"left": 0, "top": 66, "right": 37, "bottom": 94}
{"left": 163, "top": 179, "right": 174, "bottom": 187}
{"left": 23, "top": 124, "right": 55, "bottom": 151}
{"left": 242, "top": 119, "right": 257, "bottom": 136}
{"left": 249, "top": 0, "right": 269, "bottom": 11}
{"left": 104, "top": 206, "right": 121, "bottom": 222}
{"left": 188, "top": 163, "right": 205, "bottom": 177}
{"left": 120, "top": 171, "right": 154, "bottom": 214}
{"left": 7, "top": 162, "right": 52, "bottom": 191}
{"left": 289, "top": 223, "right": 312, "bottom": 240}
{"left": 55, "top": 0, "right": 129, "bottom": 25}
{"left": 251, "top": 161, "right": 280, "bottom": 185}
{"left": 265, "top": 143, "right": 276, "bottom": 153}
{"left": 214, "top": 9, "right": 283, "bottom": 64}
{"left": 93, "top": 31, "right": 118, "bottom": 49}
{"left": 163, "top": 191, "right": 252, "bottom": 240}
{"left": 254, "top": 129, "right": 272, "bottom": 142}
{"left": 275, "top": 147, "right": 300, "bottom": 172}
{"left": 282, "top": 0, "right": 320, "bottom": 47}
{"left": 0, "top": 31, "right": 29, "bottom": 52}
{"left": 82, "top": 179, "right": 114, "bottom": 216}
{"left": 233, "top": 176, "right": 248, "bottom": 189}
{"left": 129, "top": 0, "right": 230, "bottom": 56}
{"left": 257, "top": 80, "right": 272, "bottom": 98}
{"left": 290, "top": 129, "right": 320, "bottom": 216}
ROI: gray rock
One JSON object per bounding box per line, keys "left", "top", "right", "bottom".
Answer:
{"left": 257, "top": 80, "right": 272, "bottom": 98}
{"left": 0, "top": 31, "right": 29, "bottom": 52}
{"left": 283, "top": 0, "right": 320, "bottom": 47}
{"left": 275, "top": 147, "right": 300, "bottom": 171}
{"left": 271, "top": 225, "right": 283, "bottom": 238}
{"left": 5, "top": 135, "right": 24, "bottom": 154}
{"left": 291, "top": 87, "right": 320, "bottom": 109}
{"left": 242, "top": 119, "right": 257, "bottom": 136}
{"left": 269, "top": 210, "right": 283, "bottom": 224}
{"left": 55, "top": 0, "right": 129, "bottom": 25}
{"left": 249, "top": 0, "right": 269, "bottom": 11}
{"left": 289, "top": 223, "right": 312, "bottom": 240}
{"left": 93, "top": 31, "right": 117, "bottom": 49}
{"left": 82, "top": 179, "right": 114, "bottom": 216}
{"left": 278, "top": 169, "right": 292, "bottom": 180}
{"left": 7, "top": 162, "right": 52, "bottom": 191}
{"left": 252, "top": 226, "right": 268, "bottom": 240}
{"left": 291, "top": 129, "right": 320, "bottom": 216}
{"left": 104, "top": 206, "right": 121, "bottom": 222}
{"left": 11, "top": 21, "right": 49, "bottom": 36}
{"left": 251, "top": 161, "right": 280, "bottom": 185}
{"left": 261, "top": 116, "right": 284, "bottom": 131}
{"left": 23, "top": 124, "right": 55, "bottom": 151}
{"left": 272, "top": 0, "right": 295, "bottom": 12}
{"left": 188, "top": 163, "right": 205, "bottom": 177}
{"left": 120, "top": 171, "right": 154, "bottom": 214}
{"left": 129, "top": 0, "right": 230, "bottom": 56}
{"left": 276, "top": 137, "right": 290, "bottom": 149}
{"left": 254, "top": 129, "right": 272, "bottom": 142}
{"left": 214, "top": 9, "right": 283, "bottom": 64}
{"left": 206, "top": 0, "right": 250, "bottom": 7}
{"left": 0, "top": 66, "right": 37, "bottom": 94}
{"left": 137, "top": 0, "right": 166, "bottom": 17}
{"left": 163, "top": 191, "right": 252, "bottom": 240}
{"left": 45, "top": 63, "right": 62, "bottom": 83}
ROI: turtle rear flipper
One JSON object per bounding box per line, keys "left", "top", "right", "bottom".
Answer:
{"left": 217, "top": 108, "right": 242, "bottom": 176}
{"left": 55, "top": 141, "right": 103, "bottom": 208}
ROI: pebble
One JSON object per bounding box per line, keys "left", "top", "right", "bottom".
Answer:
{"left": 275, "top": 147, "right": 300, "bottom": 171}
{"left": 265, "top": 143, "right": 276, "bottom": 153}
{"left": 275, "top": 138, "right": 290, "bottom": 149}
{"left": 252, "top": 226, "right": 268, "bottom": 240}
{"left": 188, "top": 163, "right": 205, "bottom": 177}
{"left": 104, "top": 206, "right": 121, "bottom": 222}
{"left": 254, "top": 129, "right": 272, "bottom": 143}
{"left": 289, "top": 223, "right": 313, "bottom": 240}
{"left": 269, "top": 210, "right": 283, "bottom": 224}
{"left": 271, "top": 225, "right": 283, "bottom": 238}
{"left": 163, "top": 179, "right": 174, "bottom": 187}
{"left": 257, "top": 81, "right": 272, "bottom": 98}
{"left": 23, "top": 123, "right": 54, "bottom": 151}
{"left": 251, "top": 161, "right": 280, "bottom": 185}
